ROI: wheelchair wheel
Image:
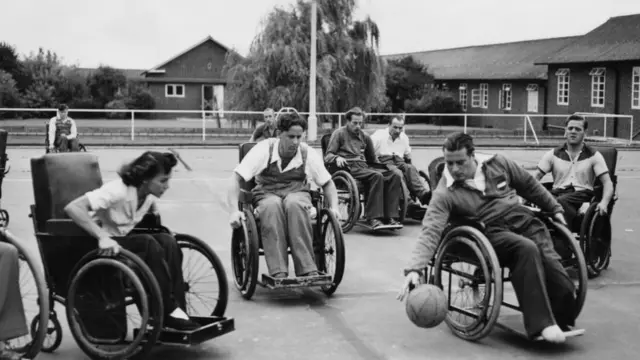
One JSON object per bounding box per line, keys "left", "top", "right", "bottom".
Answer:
{"left": 66, "top": 249, "right": 164, "bottom": 360}
{"left": 176, "top": 233, "right": 229, "bottom": 317}
{"left": 1, "top": 233, "right": 50, "bottom": 359}
{"left": 316, "top": 208, "right": 346, "bottom": 296}
{"left": 432, "top": 226, "right": 503, "bottom": 342}
{"left": 579, "top": 203, "right": 612, "bottom": 279}
{"left": 331, "top": 170, "right": 360, "bottom": 233}
{"left": 231, "top": 208, "right": 260, "bottom": 300}
{"left": 547, "top": 219, "right": 588, "bottom": 318}
{"left": 30, "top": 312, "right": 62, "bottom": 353}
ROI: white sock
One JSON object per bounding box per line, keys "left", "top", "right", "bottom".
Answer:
{"left": 170, "top": 307, "right": 189, "bottom": 320}
{"left": 541, "top": 325, "right": 566, "bottom": 343}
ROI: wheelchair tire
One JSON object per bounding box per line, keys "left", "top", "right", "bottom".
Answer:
{"left": 1, "top": 232, "right": 50, "bottom": 359}
{"left": 331, "top": 170, "right": 360, "bottom": 233}
{"left": 579, "top": 202, "right": 612, "bottom": 279}
{"left": 66, "top": 249, "right": 164, "bottom": 360}
{"left": 30, "top": 312, "right": 62, "bottom": 353}
{"left": 231, "top": 208, "right": 260, "bottom": 300}
{"left": 175, "top": 233, "right": 229, "bottom": 317}
{"left": 547, "top": 219, "right": 588, "bottom": 318}
{"left": 432, "top": 226, "right": 503, "bottom": 342}
{"left": 398, "top": 180, "right": 410, "bottom": 223}
{"left": 316, "top": 208, "right": 346, "bottom": 296}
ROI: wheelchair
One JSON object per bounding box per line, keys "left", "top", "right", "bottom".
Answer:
{"left": 0, "top": 129, "right": 50, "bottom": 360}
{"left": 44, "top": 122, "right": 87, "bottom": 153}
{"left": 420, "top": 156, "right": 588, "bottom": 341}
{"left": 28, "top": 152, "right": 234, "bottom": 359}
{"left": 320, "top": 132, "right": 421, "bottom": 233}
{"left": 231, "top": 142, "right": 346, "bottom": 300}
{"left": 528, "top": 146, "right": 617, "bottom": 279}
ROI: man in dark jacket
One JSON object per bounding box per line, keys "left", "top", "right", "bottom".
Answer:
{"left": 324, "top": 107, "right": 403, "bottom": 230}
{"left": 397, "top": 132, "right": 581, "bottom": 344}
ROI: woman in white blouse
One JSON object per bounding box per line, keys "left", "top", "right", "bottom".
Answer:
{"left": 65, "top": 151, "right": 199, "bottom": 331}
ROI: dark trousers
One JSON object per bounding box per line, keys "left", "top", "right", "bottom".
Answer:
{"left": 485, "top": 208, "right": 577, "bottom": 337}
{"left": 349, "top": 163, "right": 402, "bottom": 220}
{"left": 552, "top": 187, "right": 594, "bottom": 230}
{"left": 115, "top": 233, "right": 185, "bottom": 314}
{"left": 54, "top": 135, "right": 80, "bottom": 152}
{"left": 379, "top": 155, "right": 429, "bottom": 198}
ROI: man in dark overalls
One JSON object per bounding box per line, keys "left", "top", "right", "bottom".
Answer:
{"left": 48, "top": 104, "right": 80, "bottom": 152}
{"left": 398, "top": 132, "right": 580, "bottom": 344}
{"left": 229, "top": 112, "right": 340, "bottom": 279}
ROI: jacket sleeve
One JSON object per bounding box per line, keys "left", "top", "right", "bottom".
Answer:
{"left": 404, "top": 184, "right": 453, "bottom": 275}
{"left": 501, "top": 154, "right": 563, "bottom": 214}
{"left": 324, "top": 130, "right": 342, "bottom": 163}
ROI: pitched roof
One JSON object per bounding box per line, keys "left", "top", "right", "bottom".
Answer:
{"left": 142, "top": 35, "right": 232, "bottom": 75}
{"left": 68, "top": 67, "right": 146, "bottom": 80}
{"left": 535, "top": 14, "right": 640, "bottom": 64}
{"left": 383, "top": 36, "right": 578, "bottom": 80}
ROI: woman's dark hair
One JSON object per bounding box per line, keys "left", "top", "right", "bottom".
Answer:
{"left": 118, "top": 151, "right": 178, "bottom": 187}
{"left": 443, "top": 132, "right": 475, "bottom": 156}
{"left": 277, "top": 112, "right": 308, "bottom": 132}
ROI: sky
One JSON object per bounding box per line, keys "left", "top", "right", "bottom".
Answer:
{"left": 2, "top": 0, "right": 640, "bottom": 70}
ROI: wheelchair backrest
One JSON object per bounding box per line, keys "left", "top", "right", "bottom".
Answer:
{"left": 592, "top": 146, "right": 618, "bottom": 177}
{"left": 31, "top": 153, "right": 103, "bottom": 232}
{"left": 0, "top": 129, "right": 7, "bottom": 174}
{"left": 321, "top": 132, "right": 333, "bottom": 157}
{"left": 238, "top": 142, "right": 257, "bottom": 191}
{"left": 427, "top": 156, "right": 446, "bottom": 190}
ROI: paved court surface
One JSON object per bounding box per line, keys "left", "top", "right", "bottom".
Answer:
{"left": 3, "top": 147, "right": 640, "bottom": 360}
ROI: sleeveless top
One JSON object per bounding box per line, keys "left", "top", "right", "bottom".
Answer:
{"left": 252, "top": 140, "right": 309, "bottom": 202}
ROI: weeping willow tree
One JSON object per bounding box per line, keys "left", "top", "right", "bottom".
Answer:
{"left": 223, "top": 0, "right": 386, "bottom": 116}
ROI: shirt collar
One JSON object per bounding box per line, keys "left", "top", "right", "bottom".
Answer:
{"left": 443, "top": 152, "right": 496, "bottom": 188}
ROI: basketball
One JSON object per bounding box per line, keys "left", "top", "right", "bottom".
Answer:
{"left": 405, "top": 284, "right": 448, "bottom": 328}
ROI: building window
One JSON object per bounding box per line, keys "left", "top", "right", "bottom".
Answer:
{"left": 526, "top": 84, "right": 539, "bottom": 113}
{"left": 166, "top": 84, "right": 185, "bottom": 98}
{"left": 480, "top": 83, "right": 489, "bottom": 108}
{"left": 471, "top": 89, "right": 481, "bottom": 108}
{"left": 459, "top": 84, "right": 468, "bottom": 112}
{"left": 499, "top": 83, "right": 512, "bottom": 110}
{"left": 633, "top": 67, "right": 640, "bottom": 109}
{"left": 556, "top": 68, "right": 570, "bottom": 106}
{"left": 590, "top": 67, "right": 606, "bottom": 108}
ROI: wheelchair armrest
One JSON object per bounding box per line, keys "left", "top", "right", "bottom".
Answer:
{"left": 541, "top": 182, "right": 553, "bottom": 191}
{"left": 134, "top": 213, "right": 162, "bottom": 229}
{"left": 239, "top": 189, "right": 253, "bottom": 204}
{"left": 45, "top": 219, "right": 92, "bottom": 237}
{"left": 449, "top": 216, "right": 486, "bottom": 232}
{"left": 309, "top": 189, "right": 321, "bottom": 203}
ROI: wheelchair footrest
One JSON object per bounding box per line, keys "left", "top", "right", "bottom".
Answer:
{"left": 261, "top": 272, "right": 332, "bottom": 289}
{"left": 358, "top": 221, "right": 403, "bottom": 231}
{"left": 134, "top": 316, "right": 235, "bottom": 346}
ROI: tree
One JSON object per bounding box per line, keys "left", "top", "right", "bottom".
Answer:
{"left": 385, "top": 55, "right": 434, "bottom": 112}
{"left": 0, "top": 42, "right": 32, "bottom": 91}
{"left": 223, "top": 0, "right": 386, "bottom": 120}
{"left": 0, "top": 70, "right": 21, "bottom": 118}
{"left": 20, "top": 48, "right": 66, "bottom": 109}
{"left": 87, "top": 66, "right": 127, "bottom": 108}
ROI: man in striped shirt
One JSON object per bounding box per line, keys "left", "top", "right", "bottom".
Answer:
{"left": 534, "top": 114, "right": 614, "bottom": 229}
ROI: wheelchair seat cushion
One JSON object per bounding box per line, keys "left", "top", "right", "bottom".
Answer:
{"left": 31, "top": 153, "right": 103, "bottom": 231}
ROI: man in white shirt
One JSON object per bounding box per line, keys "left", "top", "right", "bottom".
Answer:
{"left": 228, "top": 112, "right": 340, "bottom": 279}
{"left": 370, "top": 116, "right": 432, "bottom": 205}
{"left": 48, "top": 104, "right": 80, "bottom": 152}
